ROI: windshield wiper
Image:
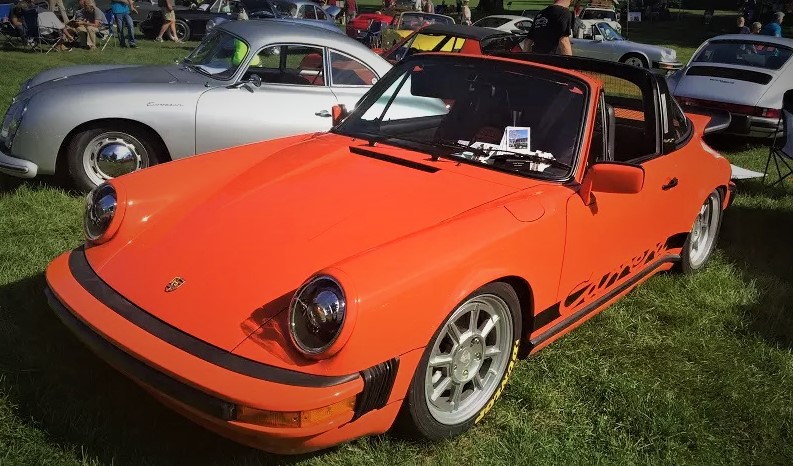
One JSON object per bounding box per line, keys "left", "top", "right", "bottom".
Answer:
{"left": 431, "top": 138, "right": 571, "bottom": 171}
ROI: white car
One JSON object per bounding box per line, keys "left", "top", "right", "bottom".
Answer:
{"left": 571, "top": 22, "right": 681, "bottom": 74}
{"left": 579, "top": 6, "right": 621, "bottom": 34}
{"left": 472, "top": 14, "right": 533, "bottom": 33}
{"left": 669, "top": 34, "right": 793, "bottom": 138}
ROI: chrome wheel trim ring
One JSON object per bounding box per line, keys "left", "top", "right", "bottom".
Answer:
{"left": 689, "top": 193, "right": 720, "bottom": 268}
{"left": 424, "top": 293, "right": 513, "bottom": 425}
{"left": 82, "top": 131, "right": 147, "bottom": 186}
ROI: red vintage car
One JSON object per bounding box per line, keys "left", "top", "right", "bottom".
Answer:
{"left": 46, "top": 53, "right": 734, "bottom": 455}
{"left": 346, "top": 12, "right": 394, "bottom": 40}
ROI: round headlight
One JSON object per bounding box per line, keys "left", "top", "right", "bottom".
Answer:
{"left": 206, "top": 19, "right": 216, "bottom": 31}
{"left": 84, "top": 183, "right": 117, "bottom": 241}
{"left": 289, "top": 276, "right": 346, "bottom": 356}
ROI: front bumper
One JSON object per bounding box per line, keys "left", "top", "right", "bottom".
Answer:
{"left": 44, "top": 247, "right": 404, "bottom": 454}
{"left": 0, "top": 145, "right": 38, "bottom": 178}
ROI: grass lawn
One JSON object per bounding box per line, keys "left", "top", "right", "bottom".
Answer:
{"left": 1, "top": 13, "right": 792, "bottom": 466}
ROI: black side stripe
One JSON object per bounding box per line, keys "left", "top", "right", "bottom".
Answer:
{"left": 530, "top": 255, "right": 679, "bottom": 348}
{"left": 67, "top": 247, "right": 359, "bottom": 388}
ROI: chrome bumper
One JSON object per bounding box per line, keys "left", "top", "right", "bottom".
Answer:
{"left": 0, "top": 146, "right": 38, "bottom": 178}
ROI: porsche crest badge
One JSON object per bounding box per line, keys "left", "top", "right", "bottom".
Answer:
{"left": 165, "top": 277, "right": 185, "bottom": 292}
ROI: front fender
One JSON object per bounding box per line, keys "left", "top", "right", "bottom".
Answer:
{"left": 11, "top": 84, "right": 205, "bottom": 174}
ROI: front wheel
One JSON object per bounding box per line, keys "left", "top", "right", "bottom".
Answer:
{"left": 677, "top": 190, "right": 723, "bottom": 273}
{"left": 66, "top": 125, "right": 160, "bottom": 192}
{"left": 396, "top": 282, "right": 522, "bottom": 440}
{"left": 175, "top": 19, "right": 191, "bottom": 41}
{"left": 620, "top": 53, "right": 649, "bottom": 68}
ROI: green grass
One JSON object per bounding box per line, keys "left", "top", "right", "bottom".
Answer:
{"left": 1, "top": 14, "right": 793, "bottom": 466}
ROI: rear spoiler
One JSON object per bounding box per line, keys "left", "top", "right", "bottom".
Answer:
{"left": 683, "top": 106, "right": 731, "bottom": 135}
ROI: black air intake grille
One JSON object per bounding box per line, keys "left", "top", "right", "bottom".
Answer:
{"left": 686, "top": 66, "right": 772, "bottom": 85}
{"left": 354, "top": 357, "right": 400, "bottom": 419}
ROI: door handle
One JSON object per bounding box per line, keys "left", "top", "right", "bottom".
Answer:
{"left": 662, "top": 177, "right": 679, "bottom": 190}
{"left": 315, "top": 110, "right": 331, "bottom": 117}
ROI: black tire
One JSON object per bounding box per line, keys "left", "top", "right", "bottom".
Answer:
{"left": 175, "top": 19, "right": 191, "bottom": 41}
{"left": 65, "top": 124, "right": 161, "bottom": 192}
{"left": 395, "top": 282, "right": 522, "bottom": 440}
{"left": 619, "top": 53, "right": 649, "bottom": 69}
{"left": 676, "top": 189, "right": 723, "bottom": 274}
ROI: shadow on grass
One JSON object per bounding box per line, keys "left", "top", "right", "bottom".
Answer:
{"left": 0, "top": 173, "right": 81, "bottom": 197}
{"left": 719, "top": 201, "right": 793, "bottom": 349}
{"left": 0, "top": 273, "right": 316, "bottom": 465}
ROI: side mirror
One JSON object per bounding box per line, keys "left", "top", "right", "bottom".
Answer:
{"left": 332, "top": 104, "right": 348, "bottom": 126}
{"left": 248, "top": 74, "right": 262, "bottom": 87}
{"left": 593, "top": 34, "right": 604, "bottom": 41}
{"left": 579, "top": 162, "right": 645, "bottom": 205}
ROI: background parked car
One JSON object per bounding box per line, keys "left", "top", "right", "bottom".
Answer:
{"left": 381, "top": 11, "right": 455, "bottom": 49}
{"left": 271, "top": 0, "right": 339, "bottom": 22}
{"left": 346, "top": 12, "right": 393, "bottom": 40}
{"left": 669, "top": 34, "right": 793, "bottom": 138}
{"left": 0, "top": 20, "right": 391, "bottom": 191}
{"left": 579, "top": 4, "right": 621, "bottom": 34}
{"left": 571, "top": 22, "right": 681, "bottom": 74}
{"left": 472, "top": 14, "right": 533, "bottom": 33}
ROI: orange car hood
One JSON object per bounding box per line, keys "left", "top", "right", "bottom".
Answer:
{"left": 90, "top": 135, "right": 525, "bottom": 351}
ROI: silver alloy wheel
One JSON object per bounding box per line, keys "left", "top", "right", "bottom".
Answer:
{"left": 424, "top": 293, "right": 513, "bottom": 425}
{"left": 81, "top": 132, "right": 148, "bottom": 186}
{"left": 176, "top": 22, "right": 188, "bottom": 41}
{"left": 688, "top": 193, "right": 720, "bottom": 268}
{"left": 624, "top": 56, "right": 646, "bottom": 68}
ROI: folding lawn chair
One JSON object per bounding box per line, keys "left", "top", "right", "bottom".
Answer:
{"left": 1, "top": 15, "right": 25, "bottom": 47}
{"left": 763, "top": 89, "right": 793, "bottom": 187}
{"left": 36, "top": 10, "right": 67, "bottom": 53}
{"left": 96, "top": 8, "right": 116, "bottom": 50}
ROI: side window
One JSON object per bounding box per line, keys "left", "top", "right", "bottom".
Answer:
{"left": 587, "top": 94, "right": 606, "bottom": 166}
{"left": 329, "top": 50, "right": 378, "bottom": 86}
{"left": 303, "top": 5, "right": 317, "bottom": 19}
{"left": 247, "top": 45, "right": 326, "bottom": 86}
{"left": 315, "top": 6, "right": 326, "bottom": 19}
{"left": 664, "top": 92, "right": 691, "bottom": 146}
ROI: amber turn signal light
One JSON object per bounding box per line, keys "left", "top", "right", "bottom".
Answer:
{"left": 235, "top": 396, "right": 356, "bottom": 428}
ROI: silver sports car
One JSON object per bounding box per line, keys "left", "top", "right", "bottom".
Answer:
{"left": 571, "top": 22, "right": 681, "bottom": 75}
{"left": 0, "top": 20, "right": 391, "bottom": 191}
{"left": 669, "top": 34, "right": 793, "bottom": 138}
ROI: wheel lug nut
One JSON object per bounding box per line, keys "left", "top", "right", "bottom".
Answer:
{"left": 463, "top": 370, "right": 468, "bottom": 377}
{"left": 475, "top": 353, "right": 481, "bottom": 360}
{"left": 453, "top": 364, "right": 457, "bottom": 370}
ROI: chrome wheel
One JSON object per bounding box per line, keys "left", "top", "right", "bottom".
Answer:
{"left": 424, "top": 293, "right": 513, "bottom": 425}
{"left": 623, "top": 56, "right": 647, "bottom": 68}
{"left": 81, "top": 132, "right": 149, "bottom": 186}
{"left": 688, "top": 193, "right": 720, "bottom": 268}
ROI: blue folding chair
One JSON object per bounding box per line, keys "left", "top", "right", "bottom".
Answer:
{"left": 0, "top": 4, "right": 24, "bottom": 47}
{"left": 763, "top": 89, "right": 793, "bottom": 187}
{"left": 359, "top": 19, "right": 384, "bottom": 49}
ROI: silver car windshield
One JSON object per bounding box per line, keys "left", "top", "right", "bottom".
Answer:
{"left": 335, "top": 57, "right": 587, "bottom": 180}
{"left": 185, "top": 30, "right": 249, "bottom": 80}
{"left": 595, "top": 22, "right": 623, "bottom": 41}
{"left": 693, "top": 40, "right": 793, "bottom": 70}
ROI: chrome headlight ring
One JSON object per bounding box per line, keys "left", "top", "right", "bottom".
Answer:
{"left": 288, "top": 275, "right": 348, "bottom": 357}
{"left": 0, "top": 99, "right": 28, "bottom": 148}
{"left": 84, "top": 183, "right": 118, "bottom": 242}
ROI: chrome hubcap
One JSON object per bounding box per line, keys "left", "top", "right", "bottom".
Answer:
{"left": 82, "top": 132, "right": 147, "bottom": 185}
{"left": 689, "top": 193, "right": 719, "bottom": 268}
{"left": 625, "top": 57, "right": 645, "bottom": 68}
{"left": 425, "top": 294, "right": 513, "bottom": 425}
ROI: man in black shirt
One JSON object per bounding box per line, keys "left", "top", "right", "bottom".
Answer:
{"left": 525, "top": 0, "right": 573, "bottom": 55}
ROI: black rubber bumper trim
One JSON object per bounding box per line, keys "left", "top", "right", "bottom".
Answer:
{"left": 46, "top": 287, "right": 236, "bottom": 421}
{"left": 65, "top": 246, "right": 359, "bottom": 388}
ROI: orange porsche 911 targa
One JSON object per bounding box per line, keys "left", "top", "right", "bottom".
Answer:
{"left": 45, "top": 53, "right": 735, "bottom": 455}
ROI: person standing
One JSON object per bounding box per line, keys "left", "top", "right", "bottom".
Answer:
{"left": 345, "top": 0, "right": 357, "bottom": 23}
{"left": 736, "top": 15, "right": 751, "bottom": 33}
{"left": 525, "top": 0, "right": 573, "bottom": 55}
{"left": 49, "top": 0, "right": 70, "bottom": 24}
{"left": 111, "top": 0, "right": 137, "bottom": 47}
{"left": 461, "top": 0, "right": 471, "bottom": 24}
{"left": 760, "top": 11, "right": 785, "bottom": 37}
{"left": 155, "top": 0, "right": 179, "bottom": 42}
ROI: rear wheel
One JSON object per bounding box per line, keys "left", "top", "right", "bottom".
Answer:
{"left": 677, "top": 190, "right": 723, "bottom": 273}
{"left": 175, "top": 19, "right": 191, "bottom": 41}
{"left": 396, "top": 282, "right": 522, "bottom": 440}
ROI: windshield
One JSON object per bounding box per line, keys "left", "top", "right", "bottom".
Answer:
{"left": 692, "top": 40, "right": 793, "bottom": 70}
{"left": 335, "top": 56, "right": 588, "bottom": 180}
{"left": 185, "top": 30, "right": 248, "bottom": 80}
{"left": 582, "top": 9, "right": 616, "bottom": 21}
{"left": 398, "top": 12, "right": 454, "bottom": 30}
{"left": 596, "top": 22, "right": 623, "bottom": 41}
{"left": 473, "top": 17, "right": 511, "bottom": 28}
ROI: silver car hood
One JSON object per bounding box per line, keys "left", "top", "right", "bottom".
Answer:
{"left": 672, "top": 63, "right": 778, "bottom": 107}
{"left": 21, "top": 65, "right": 216, "bottom": 96}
